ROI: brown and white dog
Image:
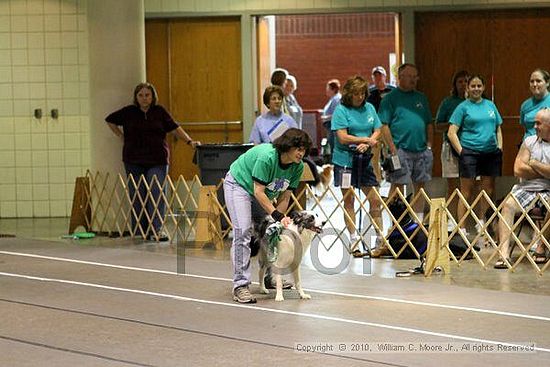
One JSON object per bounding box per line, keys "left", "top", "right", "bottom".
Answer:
{"left": 256, "top": 211, "right": 325, "bottom": 301}
{"left": 303, "top": 158, "right": 333, "bottom": 198}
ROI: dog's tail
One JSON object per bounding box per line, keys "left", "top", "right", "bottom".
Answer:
{"left": 250, "top": 235, "right": 260, "bottom": 257}
{"left": 250, "top": 215, "right": 276, "bottom": 257}
{"left": 303, "top": 157, "right": 321, "bottom": 186}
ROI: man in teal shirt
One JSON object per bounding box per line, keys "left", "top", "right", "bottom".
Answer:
{"left": 379, "top": 63, "right": 433, "bottom": 223}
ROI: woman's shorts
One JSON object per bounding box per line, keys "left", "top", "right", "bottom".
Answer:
{"left": 441, "top": 140, "right": 459, "bottom": 178}
{"left": 334, "top": 163, "right": 378, "bottom": 188}
{"left": 459, "top": 147, "right": 502, "bottom": 178}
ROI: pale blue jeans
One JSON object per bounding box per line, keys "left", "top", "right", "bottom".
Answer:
{"left": 223, "top": 172, "right": 264, "bottom": 290}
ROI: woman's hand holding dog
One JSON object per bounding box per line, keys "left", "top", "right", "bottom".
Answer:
{"left": 280, "top": 216, "right": 292, "bottom": 227}
{"left": 271, "top": 209, "right": 292, "bottom": 227}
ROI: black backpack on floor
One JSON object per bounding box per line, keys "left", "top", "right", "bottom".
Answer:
{"left": 387, "top": 221, "right": 428, "bottom": 259}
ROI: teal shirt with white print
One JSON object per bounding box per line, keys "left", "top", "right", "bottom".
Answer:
{"left": 520, "top": 94, "right": 550, "bottom": 140}
{"left": 378, "top": 88, "right": 432, "bottom": 152}
{"left": 436, "top": 95, "right": 465, "bottom": 141}
{"left": 331, "top": 102, "right": 382, "bottom": 167}
{"left": 229, "top": 144, "right": 303, "bottom": 200}
{"left": 449, "top": 98, "right": 503, "bottom": 153}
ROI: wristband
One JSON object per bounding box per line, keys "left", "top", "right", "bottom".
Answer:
{"left": 271, "top": 210, "right": 285, "bottom": 222}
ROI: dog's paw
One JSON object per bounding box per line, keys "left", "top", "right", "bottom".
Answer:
{"left": 275, "top": 293, "right": 284, "bottom": 301}
{"left": 299, "top": 293, "right": 311, "bottom": 300}
{"left": 260, "top": 286, "right": 269, "bottom": 294}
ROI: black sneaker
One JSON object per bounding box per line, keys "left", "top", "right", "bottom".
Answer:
{"left": 146, "top": 233, "right": 169, "bottom": 242}
{"left": 264, "top": 276, "right": 293, "bottom": 290}
{"left": 233, "top": 286, "right": 256, "bottom": 303}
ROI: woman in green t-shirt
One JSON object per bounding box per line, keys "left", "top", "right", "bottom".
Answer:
{"left": 223, "top": 128, "right": 312, "bottom": 303}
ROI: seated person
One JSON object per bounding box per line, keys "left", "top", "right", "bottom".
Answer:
{"left": 250, "top": 85, "right": 297, "bottom": 144}
{"left": 496, "top": 108, "right": 550, "bottom": 268}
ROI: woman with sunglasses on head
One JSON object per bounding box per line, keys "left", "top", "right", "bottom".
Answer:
{"left": 249, "top": 85, "right": 297, "bottom": 144}
{"left": 331, "top": 75, "right": 384, "bottom": 257}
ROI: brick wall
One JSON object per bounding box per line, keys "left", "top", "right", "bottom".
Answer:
{"left": 276, "top": 14, "right": 396, "bottom": 110}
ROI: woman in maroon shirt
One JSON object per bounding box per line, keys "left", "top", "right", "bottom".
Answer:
{"left": 106, "top": 82, "right": 199, "bottom": 241}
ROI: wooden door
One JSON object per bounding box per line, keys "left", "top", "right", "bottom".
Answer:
{"left": 145, "top": 20, "right": 170, "bottom": 109}
{"left": 146, "top": 17, "right": 243, "bottom": 179}
{"left": 416, "top": 9, "right": 550, "bottom": 176}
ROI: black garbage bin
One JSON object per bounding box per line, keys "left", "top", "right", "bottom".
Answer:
{"left": 195, "top": 143, "right": 254, "bottom": 228}
{"left": 196, "top": 143, "right": 254, "bottom": 185}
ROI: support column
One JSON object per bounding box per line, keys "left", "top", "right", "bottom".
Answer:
{"left": 87, "top": 0, "right": 145, "bottom": 232}
{"left": 241, "top": 14, "right": 255, "bottom": 141}
{"left": 88, "top": 0, "right": 145, "bottom": 175}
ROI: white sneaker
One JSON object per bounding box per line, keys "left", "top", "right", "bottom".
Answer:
{"left": 473, "top": 224, "right": 489, "bottom": 247}
{"left": 350, "top": 234, "right": 360, "bottom": 246}
{"left": 475, "top": 222, "right": 486, "bottom": 235}
{"left": 372, "top": 236, "right": 384, "bottom": 248}
{"left": 447, "top": 221, "right": 456, "bottom": 233}
{"left": 447, "top": 216, "right": 457, "bottom": 232}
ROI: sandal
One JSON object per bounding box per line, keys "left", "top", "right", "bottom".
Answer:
{"left": 370, "top": 246, "right": 390, "bottom": 258}
{"left": 494, "top": 258, "right": 511, "bottom": 269}
{"left": 352, "top": 249, "right": 368, "bottom": 258}
{"left": 532, "top": 252, "right": 549, "bottom": 264}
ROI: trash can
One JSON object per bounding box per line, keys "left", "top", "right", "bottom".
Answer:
{"left": 195, "top": 143, "right": 254, "bottom": 185}
{"left": 195, "top": 143, "right": 254, "bottom": 229}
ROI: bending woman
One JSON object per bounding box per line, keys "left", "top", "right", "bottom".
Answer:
{"left": 224, "top": 128, "right": 312, "bottom": 303}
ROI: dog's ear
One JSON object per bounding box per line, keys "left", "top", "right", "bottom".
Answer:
{"left": 288, "top": 211, "right": 300, "bottom": 221}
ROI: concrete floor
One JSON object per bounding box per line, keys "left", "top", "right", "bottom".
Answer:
{"left": 0, "top": 217, "right": 549, "bottom": 366}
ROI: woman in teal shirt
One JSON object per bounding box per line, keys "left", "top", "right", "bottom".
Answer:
{"left": 520, "top": 68, "right": 550, "bottom": 140}
{"left": 448, "top": 75, "right": 503, "bottom": 238}
{"left": 331, "top": 75, "right": 384, "bottom": 257}
{"left": 435, "top": 70, "right": 468, "bottom": 229}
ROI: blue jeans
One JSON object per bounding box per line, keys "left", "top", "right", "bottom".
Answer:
{"left": 124, "top": 163, "right": 168, "bottom": 236}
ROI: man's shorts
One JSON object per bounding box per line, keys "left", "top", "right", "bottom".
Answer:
{"left": 386, "top": 148, "right": 433, "bottom": 185}
{"left": 511, "top": 186, "right": 550, "bottom": 209}
{"left": 459, "top": 147, "right": 502, "bottom": 179}
{"left": 441, "top": 140, "right": 459, "bottom": 178}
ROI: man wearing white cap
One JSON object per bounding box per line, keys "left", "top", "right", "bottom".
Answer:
{"left": 367, "top": 66, "right": 395, "bottom": 112}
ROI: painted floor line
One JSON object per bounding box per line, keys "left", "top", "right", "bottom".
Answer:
{"left": 1, "top": 250, "right": 550, "bottom": 323}
{"left": 1, "top": 270, "right": 547, "bottom": 354}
